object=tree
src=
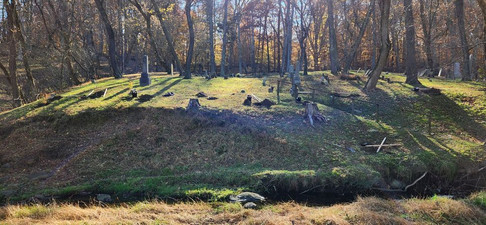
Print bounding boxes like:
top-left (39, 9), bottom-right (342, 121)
top-left (419, 0), bottom-right (439, 73)
top-left (220, 0), bottom-right (230, 78)
top-left (3, 0), bottom-right (22, 106)
top-left (342, 0), bottom-right (375, 74)
top-left (295, 0), bottom-right (311, 75)
top-left (404, 0), bottom-right (420, 85)
top-left (129, 0), bottom-right (166, 72)
top-left (207, 0), bottom-right (216, 76)
top-left (327, 0), bottom-right (339, 75)
top-left (184, 0), bottom-right (195, 79)
top-left (455, 0), bottom-right (471, 81)
top-left (94, 0), bottom-right (122, 78)
top-left (150, 0), bottom-right (183, 75)
top-left (477, 0), bottom-right (486, 71)
top-left (365, 0), bottom-right (391, 90)
top-left (309, 0), bottom-right (325, 71)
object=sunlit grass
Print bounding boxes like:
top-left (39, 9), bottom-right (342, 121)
top-left (1, 72), bottom-right (486, 204)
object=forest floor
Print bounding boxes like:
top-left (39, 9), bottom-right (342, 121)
top-left (0, 71), bottom-right (486, 223)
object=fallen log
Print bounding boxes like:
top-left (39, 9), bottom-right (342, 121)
top-left (413, 87), bottom-right (441, 95)
top-left (330, 92), bottom-right (361, 98)
top-left (340, 74), bottom-right (362, 81)
top-left (363, 144), bottom-right (401, 148)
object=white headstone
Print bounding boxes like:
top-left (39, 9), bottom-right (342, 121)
top-left (454, 62), bottom-right (461, 79)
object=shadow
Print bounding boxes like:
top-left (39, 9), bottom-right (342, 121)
top-left (104, 88), bottom-right (129, 101)
top-left (132, 78), bottom-right (182, 107)
top-left (428, 94), bottom-right (486, 141)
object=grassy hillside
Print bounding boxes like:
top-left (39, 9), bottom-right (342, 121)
top-left (2, 194), bottom-right (486, 224)
top-left (0, 71), bottom-right (485, 202)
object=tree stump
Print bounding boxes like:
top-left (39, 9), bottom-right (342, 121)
top-left (187, 99), bottom-right (201, 112)
top-left (305, 103), bottom-right (325, 127)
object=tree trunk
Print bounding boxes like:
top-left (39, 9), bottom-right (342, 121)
top-left (130, 0), bottom-right (166, 73)
top-left (12, 0), bottom-right (37, 95)
top-left (184, 0), bottom-right (195, 79)
top-left (4, 0), bottom-right (22, 106)
top-left (277, 0), bottom-right (282, 74)
top-left (94, 0), bottom-right (122, 78)
top-left (327, 0), bottom-right (339, 75)
top-left (220, 0), bottom-right (229, 78)
top-left (477, 0), bottom-right (486, 71)
top-left (343, 0), bottom-right (375, 74)
top-left (419, 0), bottom-right (435, 72)
top-left (237, 13), bottom-right (243, 74)
top-left (208, 0), bottom-right (216, 76)
top-left (150, 0), bottom-right (183, 75)
top-left (365, 0), bottom-right (391, 90)
top-left (404, 0), bottom-right (420, 85)
top-left (455, 0), bottom-right (471, 81)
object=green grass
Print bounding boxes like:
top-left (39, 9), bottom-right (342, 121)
top-left (0, 72), bottom-right (485, 202)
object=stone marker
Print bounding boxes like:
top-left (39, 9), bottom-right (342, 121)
top-left (171, 63), bottom-right (174, 76)
top-left (454, 62), bottom-right (461, 79)
top-left (140, 55), bottom-right (151, 86)
top-left (470, 54), bottom-right (477, 78)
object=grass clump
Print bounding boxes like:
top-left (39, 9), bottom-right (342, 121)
top-left (470, 191), bottom-right (486, 209)
top-left (9, 204), bottom-right (52, 219)
top-left (185, 188), bottom-right (241, 202)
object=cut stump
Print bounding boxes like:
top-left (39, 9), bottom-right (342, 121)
top-left (305, 103), bottom-right (326, 127)
top-left (187, 99), bottom-right (201, 112)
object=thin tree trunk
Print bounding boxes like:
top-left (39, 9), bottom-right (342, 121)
top-left (419, 0), bottom-right (435, 72)
top-left (12, 0), bottom-right (37, 94)
top-left (365, 0), bottom-right (391, 90)
top-left (208, 0), bottom-right (216, 75)
top-left (94, 0), bottom-right (122, 78)
top-left (404, 0), bottom-right (420, 85)
top-left (4, 0), bottom-right (21, 106)
top-left (343, 0), bottom-right (375, 74)
top-left (130, 0), bottom-right (166, 72)
top-left (221, 0), bottom-right (229, 78)
top-left (455, 0), bottom-right (471, 81)
top-left (150, 0), bottom-right (183, 75)
top-left (237, 13), bottom-right (243, 74)
top-left (185, 0), bottom-right (195, 79)
top-left (277, 0), bottom-right (282, 74)
top-left (477, 0), bottom-right (486, 71)
top-left (327, 0), bottom-right (339, 75)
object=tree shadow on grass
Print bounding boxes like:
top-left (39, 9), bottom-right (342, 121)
top-left (133, 78), bottom-right (183, 107)
top-left (429, 94), bottom-right (486, 141)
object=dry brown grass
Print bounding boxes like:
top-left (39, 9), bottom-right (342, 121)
top-left (1, 196), bottom-right (485, 225)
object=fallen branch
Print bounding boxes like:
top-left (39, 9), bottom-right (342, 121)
top-left (103, 88), bottom-right (108, 97)
top-left (250, 94), bottom-right (262, 103)
top-left (372, 172), bottom-right (428, 192)
top-left (376, 137), bottom-right (387, 153)
top-left (363, 144), bottom-right (401, 148)
top-left (459, 166), bottom-right (486, 180)
top-left (404, 172), bottom-right (428, 191)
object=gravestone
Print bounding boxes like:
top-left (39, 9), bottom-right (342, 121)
top-left (470, 54), bottom-right (477, 79)
top-left (140, 55), bottom-right (151, 86)
top-left (454, 62), bottom-right (461, 79)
